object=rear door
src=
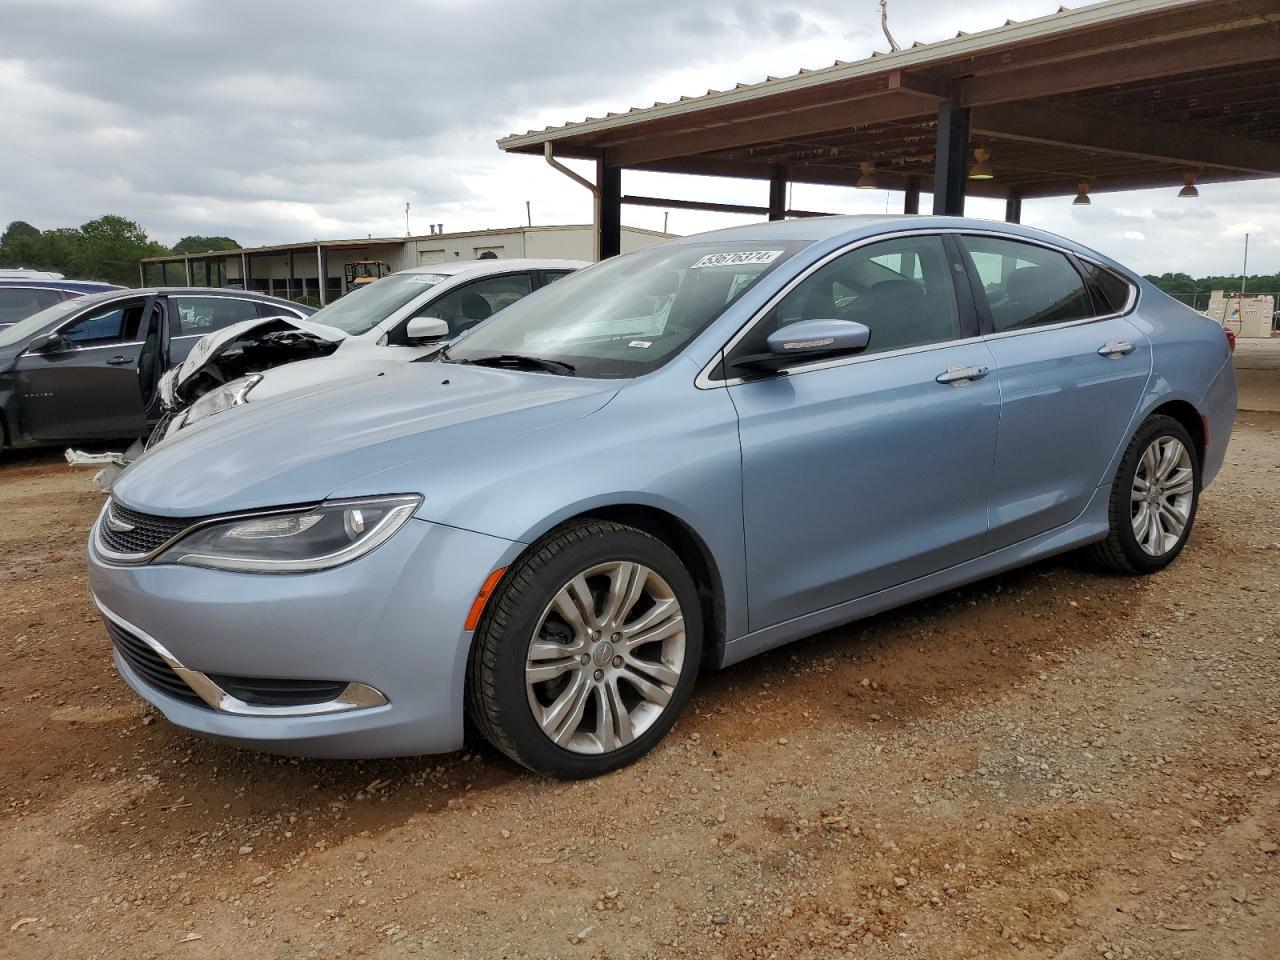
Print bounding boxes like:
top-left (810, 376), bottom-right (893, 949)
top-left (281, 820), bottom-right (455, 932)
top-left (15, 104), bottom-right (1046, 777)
top-left (959, 234), bottom-right (1151, 552)
top-left (16, 296), bottom-right (160, 440)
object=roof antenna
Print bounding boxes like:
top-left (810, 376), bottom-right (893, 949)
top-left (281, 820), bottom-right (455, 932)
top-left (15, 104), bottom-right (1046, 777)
top-left (878, 0), bottom-right (901, 52)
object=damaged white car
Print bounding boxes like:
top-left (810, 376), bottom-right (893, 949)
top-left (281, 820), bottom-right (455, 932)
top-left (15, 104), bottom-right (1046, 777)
top-left (149, 258), bottom-right (585, 448)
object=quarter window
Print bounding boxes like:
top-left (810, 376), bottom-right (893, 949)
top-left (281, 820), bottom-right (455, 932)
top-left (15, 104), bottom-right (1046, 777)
top-left (1081, 263), bottom-right (1133, 314)
top-left (962, 236), bottom-right (1092, 332)
top-left (413, 273), bottom-right (534, 335)
top-left (737, 234), bottom-right (962, 361)
top-left (171, 296), bottom-right (263, 336)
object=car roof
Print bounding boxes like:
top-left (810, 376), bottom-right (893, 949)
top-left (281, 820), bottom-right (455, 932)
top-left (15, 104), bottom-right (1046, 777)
top-left (34, 286), bottom-right (314, 315)
top-left (0, 278), bottom-right (123, 291)
top-left (664, 214), bottom-right (1130, 276)
top-left (395, 258), bottom-right (589, 277)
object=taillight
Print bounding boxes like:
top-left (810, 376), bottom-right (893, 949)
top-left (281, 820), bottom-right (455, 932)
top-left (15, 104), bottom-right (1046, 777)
top-left (1224, 327), bottom-right (1236, 353)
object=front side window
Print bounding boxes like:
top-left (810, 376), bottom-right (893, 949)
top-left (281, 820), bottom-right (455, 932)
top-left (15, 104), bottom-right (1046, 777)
top-left (732, 234), bottom-right (962, 362)
top-left (414, 273), bottom-right (534, 335)
top-left (962, 236), bottom-right (1092, 332)
top-left (171, 296), bottom-right (263, 336)
top-left (60, 301), bottom-right (147, 347)
top-left (446, 241), bottom-right (803, 379)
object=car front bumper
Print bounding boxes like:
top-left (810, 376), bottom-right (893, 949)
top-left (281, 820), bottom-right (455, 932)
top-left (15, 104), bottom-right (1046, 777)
top-left (87, 515), bottom-right (520, 758)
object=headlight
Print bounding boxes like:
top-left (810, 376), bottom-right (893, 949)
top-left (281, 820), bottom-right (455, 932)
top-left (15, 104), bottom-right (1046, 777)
top-left (180, 374), bottom-right (262, 429)
top-left (157, 495), bottom-right (421, 573)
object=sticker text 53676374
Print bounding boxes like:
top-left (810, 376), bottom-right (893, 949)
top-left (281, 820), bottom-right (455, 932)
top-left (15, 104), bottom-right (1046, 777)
top-left (689, 250), bottom-right (783, 269)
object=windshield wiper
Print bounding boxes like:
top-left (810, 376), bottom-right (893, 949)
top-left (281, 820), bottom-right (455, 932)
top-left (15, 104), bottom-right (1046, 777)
top-left (468, 353), bottom-right (576, 376)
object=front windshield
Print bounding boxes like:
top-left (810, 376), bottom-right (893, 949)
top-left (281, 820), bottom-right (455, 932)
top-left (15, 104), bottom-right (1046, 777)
top-left (446, 241), bottom-right (802, 378)
top-left (308, 272), bottom-right (448, 336)
top-left (0, 295), bottom-right (89, 348)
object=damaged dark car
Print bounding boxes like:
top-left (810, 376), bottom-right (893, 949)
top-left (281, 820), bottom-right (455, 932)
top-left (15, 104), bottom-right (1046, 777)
top-left (0, 287), bottom-right (312, 454)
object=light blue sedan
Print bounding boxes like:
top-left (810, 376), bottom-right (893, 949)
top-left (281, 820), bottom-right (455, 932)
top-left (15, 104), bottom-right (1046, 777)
top-left (86, 216), bottom-right (1237, 778)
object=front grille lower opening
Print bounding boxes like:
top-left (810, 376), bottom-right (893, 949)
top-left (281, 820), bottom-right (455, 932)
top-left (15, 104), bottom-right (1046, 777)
top-left (206, 675), bottom-right (349, 707)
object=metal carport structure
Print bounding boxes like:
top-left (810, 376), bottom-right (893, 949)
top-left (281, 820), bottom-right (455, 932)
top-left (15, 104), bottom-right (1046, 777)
top-left (498, 0), bottom-right (1280, 258)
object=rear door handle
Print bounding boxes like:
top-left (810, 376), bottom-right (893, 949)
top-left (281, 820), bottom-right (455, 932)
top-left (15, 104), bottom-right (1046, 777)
top-left (105, 356), bottom-right (132, 365)
top-left (1097, 340), bottom-right (1135, 358)
top-left (936, 364), bottom-right (989, 385)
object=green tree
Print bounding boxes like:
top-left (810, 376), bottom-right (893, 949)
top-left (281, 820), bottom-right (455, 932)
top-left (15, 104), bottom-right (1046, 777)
top-left (0, 220), bottom-right (46, 269)
top-left (171, 235), bottom-right (240, 255)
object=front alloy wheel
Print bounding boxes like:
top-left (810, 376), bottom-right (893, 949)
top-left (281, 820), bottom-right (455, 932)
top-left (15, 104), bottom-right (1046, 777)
top-left (526, 561), bottom-right (686, 754)
top-left (467, 520), bottom-right (702, 778)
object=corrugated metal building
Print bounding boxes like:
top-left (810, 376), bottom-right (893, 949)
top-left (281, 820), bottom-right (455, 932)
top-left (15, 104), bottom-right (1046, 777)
top-left (140, 224), bottom-right (673, 304)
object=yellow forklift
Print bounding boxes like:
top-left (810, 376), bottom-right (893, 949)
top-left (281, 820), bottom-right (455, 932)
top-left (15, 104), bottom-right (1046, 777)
top-left (343, 260), bottom-right (390, 289)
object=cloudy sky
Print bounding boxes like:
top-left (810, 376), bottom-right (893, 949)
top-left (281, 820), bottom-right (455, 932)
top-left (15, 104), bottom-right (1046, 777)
top-left (1, 0), bottom-right (1275, 277)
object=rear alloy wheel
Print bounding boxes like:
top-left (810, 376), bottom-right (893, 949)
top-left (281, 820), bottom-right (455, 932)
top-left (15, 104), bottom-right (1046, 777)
top-left (467, 520), bottom-right (702, 778)
top-left (1088, 414), bottom-right (1200, 574)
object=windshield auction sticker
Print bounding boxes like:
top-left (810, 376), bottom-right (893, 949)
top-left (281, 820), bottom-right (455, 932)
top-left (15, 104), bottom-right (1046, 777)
top-left (408, 274), bottom-right (447, 285)
top-left (689, 250), bottom-right (783, 269)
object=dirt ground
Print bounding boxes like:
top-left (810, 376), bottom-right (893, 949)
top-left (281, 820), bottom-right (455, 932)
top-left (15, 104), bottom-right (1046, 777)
top-left (3, 357), bottom-right (1278, 960)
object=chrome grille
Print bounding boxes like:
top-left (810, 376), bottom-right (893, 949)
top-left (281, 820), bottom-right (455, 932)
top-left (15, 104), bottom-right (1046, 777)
top-left (98, 501), bottom-right (206, 557)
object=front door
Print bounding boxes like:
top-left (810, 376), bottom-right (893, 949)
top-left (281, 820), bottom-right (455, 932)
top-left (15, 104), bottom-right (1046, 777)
top-left (957, 235), bottom-right (1153, 552)
top-left (16, 296), bottom-right (160, 440)
top-left (725, 234), bottom-right (1000, 631)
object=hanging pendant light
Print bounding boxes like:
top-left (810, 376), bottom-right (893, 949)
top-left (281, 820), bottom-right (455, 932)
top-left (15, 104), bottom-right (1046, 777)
top-left (1072, 181), bottom-right (1091, 206)
top-left (1178, 173), bottom-right (1199, 198)
top-left (969, 147), bottom-right (994, 180)
top-left (855, 162), bottom-right (879, 189)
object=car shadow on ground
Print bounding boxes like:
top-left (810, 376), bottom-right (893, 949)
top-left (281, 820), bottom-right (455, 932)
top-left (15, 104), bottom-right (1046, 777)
top-left (71, 544), bottom-right (1142, 871)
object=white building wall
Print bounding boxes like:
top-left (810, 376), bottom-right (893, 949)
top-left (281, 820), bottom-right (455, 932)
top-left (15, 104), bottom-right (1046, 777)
top-left (157, 225), bottom-right (675, 297)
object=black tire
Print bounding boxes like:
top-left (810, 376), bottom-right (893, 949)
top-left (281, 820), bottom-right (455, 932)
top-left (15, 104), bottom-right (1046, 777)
top-left (466, 519), bottom-right (703, 778)
top-left (1087, 414), bottom-right (1200, 574)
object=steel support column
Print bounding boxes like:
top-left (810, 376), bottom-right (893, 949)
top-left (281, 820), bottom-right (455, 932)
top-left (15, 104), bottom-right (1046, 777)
top-left (932, 101), bottom-right (969, 216)
top-left (768, 166), bottom-right (787, 221)
top-left (184, 256), bottom-right (192, 286)
top-left (597, 161), bottom-right (622, 260)
top-left (316, 245), bottom-right (327, 306)
top-left (288, 250), bottom-right (295, 300)
top-left (1005, 188), bottom-right (1023, 224)
top-left (241, 252), bottom-right (249, 291)
top-left (904, 176), bottom-right (921, 215)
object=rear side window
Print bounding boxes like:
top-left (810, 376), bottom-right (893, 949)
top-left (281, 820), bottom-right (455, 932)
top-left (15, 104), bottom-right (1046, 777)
top-left (962, 236), bottom-right (1092, 332)
top-left (0, 287), bottom-right (65, 324)
top-left (171, 296), bottom-right (263, 336)
top-left (1081, 263), bottom-right (1133, 314)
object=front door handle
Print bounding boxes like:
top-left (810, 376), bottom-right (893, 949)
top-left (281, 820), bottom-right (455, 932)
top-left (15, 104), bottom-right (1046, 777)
top-left (1097, 340), bottom-right (1135, 358)
top-left (936, 364), bottom-right (990, 385)
top-left (105, 355), bottom-right (132, 365)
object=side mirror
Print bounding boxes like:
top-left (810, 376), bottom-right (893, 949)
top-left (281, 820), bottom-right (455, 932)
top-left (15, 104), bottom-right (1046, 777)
top-left (404, 316), bottom-right (449, 342)
top-left (26, 332), bottom-right (64, 354)
top-left (733, 319), bottom-right (871, 373)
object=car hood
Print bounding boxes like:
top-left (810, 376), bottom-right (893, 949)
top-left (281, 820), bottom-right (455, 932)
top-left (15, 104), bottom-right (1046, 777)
top-left (247, 342), bottom-right (430, 403)
top-left (172, 314), bottom-right (347, 392)
top-left (112, 361), bottom-right (617, 516)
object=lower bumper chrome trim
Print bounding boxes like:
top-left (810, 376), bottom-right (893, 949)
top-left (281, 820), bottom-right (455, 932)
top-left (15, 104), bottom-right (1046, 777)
top-left (94, 598), bottom-right (389, 718)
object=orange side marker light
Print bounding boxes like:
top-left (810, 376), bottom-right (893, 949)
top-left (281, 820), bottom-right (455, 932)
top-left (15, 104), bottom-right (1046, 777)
top-left (465, 567), bottom-right (508, 631)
